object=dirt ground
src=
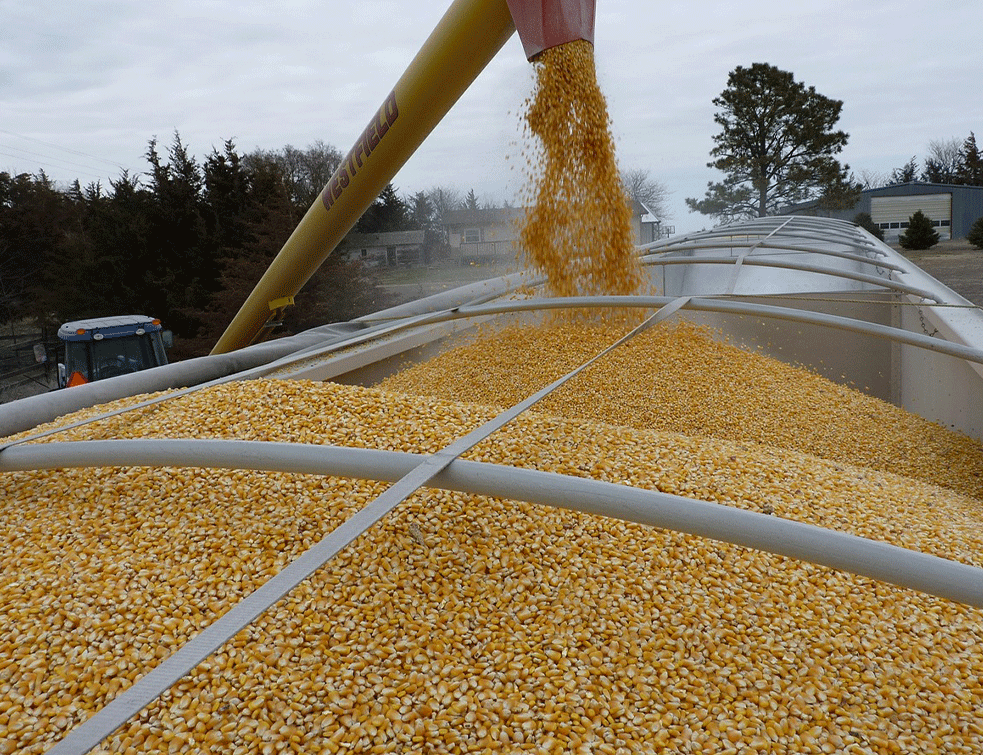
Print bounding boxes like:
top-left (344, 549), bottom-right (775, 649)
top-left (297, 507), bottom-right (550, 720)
top-left (900, 237), bottom-right (983, 307)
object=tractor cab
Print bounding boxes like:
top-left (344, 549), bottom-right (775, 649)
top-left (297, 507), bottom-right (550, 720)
top-left (57, 315), bottom-right (170, 388)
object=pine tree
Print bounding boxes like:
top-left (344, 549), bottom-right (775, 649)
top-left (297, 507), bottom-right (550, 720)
top-left (0, 171), bottom-right (77, 325)
top-left (957, 133), bottom-right (983, 186)
top-left (967, 216), bottom-right (983, 250)
top-left (889, 157), bottom-right (919, 185)
top-left (898, 210), bottom-right (940, 251)
top-left (356, 183), bottom-right (409, 233)
top-left (408, 191), bottom-right (444, 263)
top-left (853, 212), bottom-right (884, 241)
top-left (686, 63), bottom-right (858, 220)
top-left (144, 134), bottom-right (211, 339)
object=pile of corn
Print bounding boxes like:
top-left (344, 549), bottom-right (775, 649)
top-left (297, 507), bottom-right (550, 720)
top-left (380, 319), bottom-right (983, 500)
top-left (3, 318), bottom-right (983, 753)
top-left (516, 39), bottom-right (645, 299)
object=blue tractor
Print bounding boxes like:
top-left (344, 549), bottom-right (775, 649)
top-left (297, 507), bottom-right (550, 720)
top-left (57, 315), bottom-right (170, 388)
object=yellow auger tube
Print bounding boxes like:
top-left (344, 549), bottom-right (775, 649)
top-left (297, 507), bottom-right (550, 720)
top-left (211, 0), bottom-right (517, 354)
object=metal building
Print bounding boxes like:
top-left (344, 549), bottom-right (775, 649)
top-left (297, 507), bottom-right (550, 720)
top-left (788, 181), bottom-right (983, 242)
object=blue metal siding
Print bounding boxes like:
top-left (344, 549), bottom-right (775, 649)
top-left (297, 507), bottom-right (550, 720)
top-left (952, 189), bottom-right (983, 237)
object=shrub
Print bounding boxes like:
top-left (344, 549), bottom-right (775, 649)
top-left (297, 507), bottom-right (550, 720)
top-left (898, 210), bottom-right (940, 251)
top-left (968, 216), bottom-right (983, 250)
top-left (853, 212), bottom-right (884, 241)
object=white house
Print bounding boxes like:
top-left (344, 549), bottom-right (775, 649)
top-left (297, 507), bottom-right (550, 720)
top-left (335, 230), bottom-right (427, 267)
top-left (442, 201), bottom-right (658, 264)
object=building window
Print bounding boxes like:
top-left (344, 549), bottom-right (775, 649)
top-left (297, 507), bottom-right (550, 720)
top-left (360, 249), bottom-right (367, 258)
top-left (463, 228), bottom-right (482, 244)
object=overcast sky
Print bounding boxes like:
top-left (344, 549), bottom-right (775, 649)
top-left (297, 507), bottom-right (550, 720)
top-left (2, 0), bottom-right (980, 234)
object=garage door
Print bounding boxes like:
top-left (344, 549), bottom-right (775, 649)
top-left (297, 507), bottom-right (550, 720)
top-left (872, 194), bottom-right (952, 240)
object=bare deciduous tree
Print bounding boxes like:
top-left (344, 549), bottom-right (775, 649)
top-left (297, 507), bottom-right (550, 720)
top-left (245, 141), bottom-right (342, 209)
top-left (857, 169), bottom-right (887, 190)
top-left (425, 186), bottom-right (463, 219)
top-left (620, 168), bottom-right (670, 220)
top-left (922, 137), bottom-right (964, 184)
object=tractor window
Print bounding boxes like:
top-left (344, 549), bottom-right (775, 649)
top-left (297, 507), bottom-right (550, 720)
top-left (64, 341), bottom-right (93, 383)
top-left (151, 333), bottom-right (167, 367)
top-left (90, 335), bottom-right (157, 380)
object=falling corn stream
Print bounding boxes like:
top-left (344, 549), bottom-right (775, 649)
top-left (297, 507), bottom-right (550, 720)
top-left (518, 40), bottom-right (645, 299)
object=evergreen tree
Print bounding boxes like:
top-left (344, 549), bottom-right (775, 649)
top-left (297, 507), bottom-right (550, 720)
top-left (42, 173), bottom-right (153, 323)
top-left (407, 191), bottom-right (431, 231)
top-left (203, 140), bottom-right (252, 255)
top-left (144, 133), bottom-right (212, 340)
top-left (98, 173), bottom-right (153, 312)
top-left (197, 154), bottom-right (300, 354)
top-left (462, 188), bottom-right (480, 211)
top-left (686, 63), bottom-right (858, 220)
top-left (356, 183), bottom-right (409, 233)
top-left (898, 210), bottom-right (939, 251)
top-left (408, 190), bottom-right (444, 263)
top-left (200, 152), bottom-right (392, 351)
top-left (957, 133), bottom-right (983, 186)
top-left (889, 157), bottom-right (919, 185)
top-left (967, 216), bottom-right (983, 250)
top-left (0, 171), bottom-right (76, 325)
top-left (853, 212), bottom-right (884, 241)
top-left (33, 181), bottom-right (95, 323)
top-left (0, 133), bottom-right (388, 354)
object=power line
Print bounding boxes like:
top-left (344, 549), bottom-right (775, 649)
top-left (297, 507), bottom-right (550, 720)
top-left (0, 150), bottom-right (111, 182)
top-left (0, 127), bottom-right (127, 170)
top-left (0, 144), bottom-right (117, 181)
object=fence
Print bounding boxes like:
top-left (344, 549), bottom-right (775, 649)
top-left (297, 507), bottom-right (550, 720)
top-left (0, 324), bottom-right (59, 403)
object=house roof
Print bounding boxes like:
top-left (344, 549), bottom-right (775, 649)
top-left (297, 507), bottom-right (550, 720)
top-left (442, 207), bottom-right (525, 227)
top-left (443, 200), bottom-right (647, 227)
top-left (862, 181), bottom-right (983, 197)
top-left (336, 230), bottom-right (425, 249)
top-left (638, 201), bottom-right (662, 223)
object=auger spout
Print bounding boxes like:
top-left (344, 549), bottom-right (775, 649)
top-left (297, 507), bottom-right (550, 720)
top-left (505, 0), bottom-right (595, 60)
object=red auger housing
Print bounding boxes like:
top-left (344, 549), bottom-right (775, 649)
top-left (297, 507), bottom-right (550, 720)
top-left (505, 0), bottom-right (596, 60)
